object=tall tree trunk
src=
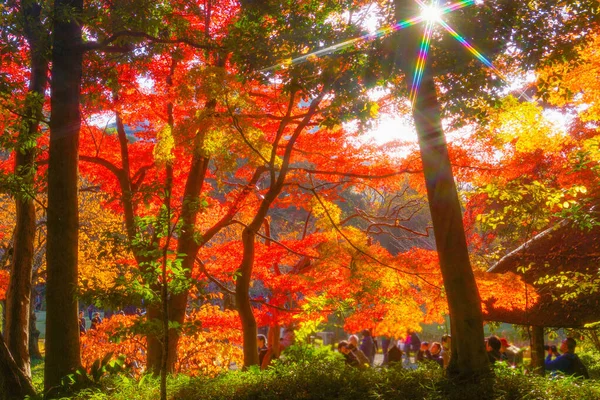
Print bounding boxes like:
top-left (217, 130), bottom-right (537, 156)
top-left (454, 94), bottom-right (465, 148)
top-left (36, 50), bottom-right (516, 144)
top-left (411, 74), bottom-right (490, 379)
top-left (5, 0), bottom-right (48, 379)
top-left (391, 0), bottom-right (489, 379)
top-left (530, 326), bottom-right (545, 376)
top-left (0, 332), bottom-right (36, 400)
top-left (44, 0), bottom-right (83, 392)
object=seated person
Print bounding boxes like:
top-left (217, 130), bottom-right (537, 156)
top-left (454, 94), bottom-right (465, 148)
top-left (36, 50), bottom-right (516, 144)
top-left (348, 335), bottom-right (370, 366)
top-left (416, 341), bottom-right (431, 362)
top-left (545, 338), bottom-right (589, 378)
top-left (427, 342), bottom-right (444, 367)
top-left (486, 336), bottom-right (502, 364)
top-left (338, 340), bottom-right (361, 368)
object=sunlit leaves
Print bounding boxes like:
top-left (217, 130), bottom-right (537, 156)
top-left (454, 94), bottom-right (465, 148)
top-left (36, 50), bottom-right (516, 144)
top-left (538, 31), bottom-right (600, 122)
top-left (153, 124), bottom-right (175, 165)
top-left (484, 96), bottom-right (567, 154)
top-left (80, 306), bottom-right (243, 377)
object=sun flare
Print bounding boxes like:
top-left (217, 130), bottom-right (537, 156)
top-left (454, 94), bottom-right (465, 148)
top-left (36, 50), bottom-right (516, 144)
top-left (420, 5), bottom-right (443, 22)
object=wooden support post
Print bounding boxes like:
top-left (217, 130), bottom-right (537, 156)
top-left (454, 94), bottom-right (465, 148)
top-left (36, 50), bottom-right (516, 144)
top-left (530, 326), bottom-right (545, 376)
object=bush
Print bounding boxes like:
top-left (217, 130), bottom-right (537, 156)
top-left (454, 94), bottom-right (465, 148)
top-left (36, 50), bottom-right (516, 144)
top-left (37, 345), bottom-right (600, 399)
top-left (173, 347), bottom-right (600, 400)
top-left (578, 348), bottom-right (600, 379)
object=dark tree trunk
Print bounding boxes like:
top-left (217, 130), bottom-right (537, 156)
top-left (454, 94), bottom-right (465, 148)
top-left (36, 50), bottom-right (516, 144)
top-left (391, 0), bottom-right (489, 379)
top-left (236, 225), bottom-right (260, 367)
top-left (5, 0), bottom-right (48, 379)
top-left (44, 0), bottom-right (83, 391)
top-left (5, 197), bottom-right (36, 378)
top-left (530, 326), bottom-right (545, 376)
top-left (411, 74), bottom-right (490, 379)
top-left (0, 332), bottom-right (36, 400)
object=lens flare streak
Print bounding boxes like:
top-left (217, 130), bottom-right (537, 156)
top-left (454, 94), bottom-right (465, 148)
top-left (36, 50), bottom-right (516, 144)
top-left (409, 21), bottom-right (435, 106)
top-left (259, 16), bottom-right (426, 72)
top-left (260, 0), bottom-right (532, 104)
top-left (438, 19), bottom-right (534, 102)
top-left (261, 0), bottom-right (476, 73)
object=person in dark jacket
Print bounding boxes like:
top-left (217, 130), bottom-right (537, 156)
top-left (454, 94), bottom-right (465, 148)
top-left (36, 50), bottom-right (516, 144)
top-left (381, 336), bottom-right (391, 365)
top-left (545, 338), bottom-right (589, 378)
top-left (387, 344), bottom-right (404, 366)
top-left (416, 341), bottom-right (431, 362)
top-left (359, 329), bottom-right (378, 365)
top-left (78, 311), bottom-right (86, 335)
top-left (257, 334), bottom-right (268, 367)
top-left (348, 335), bottom-right (370, 366)
top-left (90, 312), bottom-right (102, 330)
top-left (487, 336), bottom-right (502, 364)
top-left (409, 331), bottom-right (421, 355)
top-left (339, 340), bottom-right (361, 368)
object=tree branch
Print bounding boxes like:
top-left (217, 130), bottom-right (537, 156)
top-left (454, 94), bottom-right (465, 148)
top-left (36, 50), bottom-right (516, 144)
top-left (81, 30), bottom-right (220, 52)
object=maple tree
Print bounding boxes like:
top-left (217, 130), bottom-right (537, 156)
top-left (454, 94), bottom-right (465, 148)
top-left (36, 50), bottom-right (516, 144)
top-left (72, 0), bottom-right (419, 372)
top-left (79, 306), bottom-right (242, 377)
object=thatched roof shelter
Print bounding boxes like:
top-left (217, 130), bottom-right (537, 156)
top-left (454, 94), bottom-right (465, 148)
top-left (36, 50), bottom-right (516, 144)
top-left (483, 218), bottom-right (600, 328)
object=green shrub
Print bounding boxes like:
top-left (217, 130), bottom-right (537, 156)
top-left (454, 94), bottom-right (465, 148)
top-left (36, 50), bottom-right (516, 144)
top-left (578, 348), bottom-right (600, 379)
top-left (31, 345), bottom-right (600, 400)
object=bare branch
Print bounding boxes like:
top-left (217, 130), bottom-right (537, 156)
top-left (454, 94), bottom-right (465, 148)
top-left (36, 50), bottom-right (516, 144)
top-left (230, 220), bottom-right (319, 260)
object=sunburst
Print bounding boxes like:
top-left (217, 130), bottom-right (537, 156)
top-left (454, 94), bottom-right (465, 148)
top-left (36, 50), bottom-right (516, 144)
top-left (261, 1), bottom-right (530, 105)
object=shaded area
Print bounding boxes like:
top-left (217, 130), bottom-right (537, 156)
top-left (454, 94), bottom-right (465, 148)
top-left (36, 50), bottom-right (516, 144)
top-left (485, 218), bottom-right (600, 328)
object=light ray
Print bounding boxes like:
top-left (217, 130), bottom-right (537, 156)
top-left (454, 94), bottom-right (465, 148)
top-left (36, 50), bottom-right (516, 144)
top-left (260, 0), bottom-right (475, 73)
top-left (437, 19), bottom-right (534, 101)
top-left (409, 21), bottom-right (435, 105)
top-left (259, 16), bottom-right (426, 73)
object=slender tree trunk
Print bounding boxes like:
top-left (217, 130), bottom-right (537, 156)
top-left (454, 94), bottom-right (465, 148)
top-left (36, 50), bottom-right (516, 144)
top-left (6, 197), bottom-right (36, 378)
top-left (530, 326), bottom-right (545, 376)
top-left (5, 0), bottom-right (48, 379)
top-left (160, 165), bottom-right (173, 400)
top-left (0, 332), bottom-right (36, 400)
top-left (235, 92), bottom-right (323, 367)
top-left (236, 224), bottom-right (260, 367)
top-left (162, 130), bottom-right (209, 370)
top-left (44, 0), bottom-right (83, 391)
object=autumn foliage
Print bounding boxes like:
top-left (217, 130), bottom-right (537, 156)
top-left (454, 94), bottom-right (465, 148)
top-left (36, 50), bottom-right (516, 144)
top-left (80, 305), bottom-right (242, 377)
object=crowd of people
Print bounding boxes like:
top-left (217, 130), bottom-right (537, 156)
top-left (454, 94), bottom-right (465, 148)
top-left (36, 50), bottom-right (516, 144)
top-left (330, 330), bottom-right (589, 379)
